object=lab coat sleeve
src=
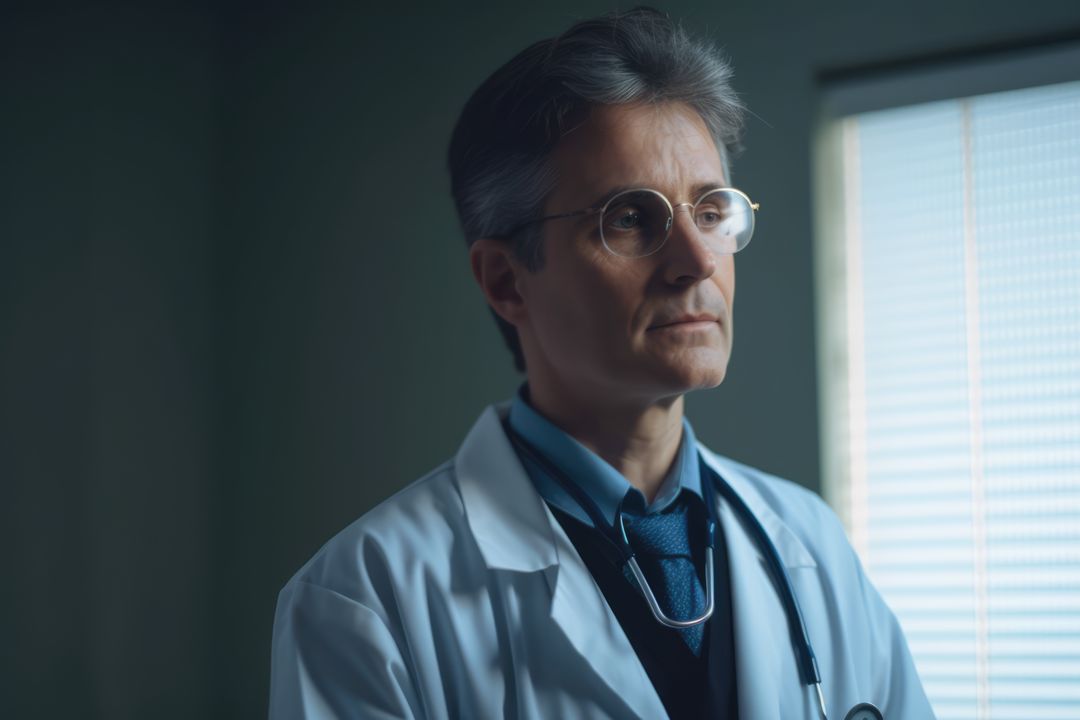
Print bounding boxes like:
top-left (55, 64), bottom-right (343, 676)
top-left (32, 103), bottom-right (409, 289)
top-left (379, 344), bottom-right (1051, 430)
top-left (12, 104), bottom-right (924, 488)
top-left (269, 579), bottom-right (423, 720)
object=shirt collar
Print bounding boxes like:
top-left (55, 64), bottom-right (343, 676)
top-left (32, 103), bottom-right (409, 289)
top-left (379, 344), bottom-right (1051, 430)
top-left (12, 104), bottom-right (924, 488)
top-left (507, 384), bottom-right (702, 528)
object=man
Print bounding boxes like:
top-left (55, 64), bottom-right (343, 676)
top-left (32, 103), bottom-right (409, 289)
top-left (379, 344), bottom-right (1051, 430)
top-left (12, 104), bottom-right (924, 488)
top-left (270, 8), bottom-right (934, 719)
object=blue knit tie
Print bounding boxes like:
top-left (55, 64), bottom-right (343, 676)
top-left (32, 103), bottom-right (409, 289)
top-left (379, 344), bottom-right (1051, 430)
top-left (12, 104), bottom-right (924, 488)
top-left (624, 500), bottom-right (706, 655)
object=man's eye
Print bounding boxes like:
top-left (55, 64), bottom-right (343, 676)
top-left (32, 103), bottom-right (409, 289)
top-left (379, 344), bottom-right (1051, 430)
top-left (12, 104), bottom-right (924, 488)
top-left (696, 209), bottom-right (721, 227)
top-left (608, 211), bottom-right (642, 230)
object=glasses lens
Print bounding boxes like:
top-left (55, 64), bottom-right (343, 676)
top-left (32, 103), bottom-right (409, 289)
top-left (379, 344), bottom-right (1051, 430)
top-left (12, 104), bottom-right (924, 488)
top-left (600, 190), bottom-right (672, 257)
top-left (694, 189), bottom-right (755, 253)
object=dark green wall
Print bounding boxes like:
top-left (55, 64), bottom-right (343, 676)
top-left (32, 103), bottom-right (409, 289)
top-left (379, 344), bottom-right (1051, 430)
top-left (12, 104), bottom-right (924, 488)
top-left (2, 3), bottom-right (219, 718)
top-left (3, 1), bottom-right (1078, 717)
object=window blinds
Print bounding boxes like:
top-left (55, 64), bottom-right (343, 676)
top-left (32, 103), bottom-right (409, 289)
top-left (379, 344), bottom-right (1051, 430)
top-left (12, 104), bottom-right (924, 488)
top-left (837, 81), bottom-right (1080, 719)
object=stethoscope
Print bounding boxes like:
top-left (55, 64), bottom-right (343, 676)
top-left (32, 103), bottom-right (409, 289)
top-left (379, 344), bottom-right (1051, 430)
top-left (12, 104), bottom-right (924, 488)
top-left (505, 425), bottom-right (884, 720)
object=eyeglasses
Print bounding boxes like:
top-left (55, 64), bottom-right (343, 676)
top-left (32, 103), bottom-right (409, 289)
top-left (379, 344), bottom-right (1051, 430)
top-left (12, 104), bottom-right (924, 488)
top-left (519, 187), bottom-right (759, 258)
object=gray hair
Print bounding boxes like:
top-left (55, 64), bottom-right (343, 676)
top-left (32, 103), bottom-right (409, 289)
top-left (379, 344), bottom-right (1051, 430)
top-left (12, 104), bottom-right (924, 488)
top-left (448, 6), bottom-right (746, 372)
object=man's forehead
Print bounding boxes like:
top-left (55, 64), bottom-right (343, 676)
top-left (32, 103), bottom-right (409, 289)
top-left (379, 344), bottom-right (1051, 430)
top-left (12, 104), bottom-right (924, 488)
top-left (549, 102), bottom-right (727, 204)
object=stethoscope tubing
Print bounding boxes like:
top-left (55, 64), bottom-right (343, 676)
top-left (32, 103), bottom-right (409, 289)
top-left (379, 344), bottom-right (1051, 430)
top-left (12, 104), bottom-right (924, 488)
top-left (623, 547), bottom-right (716, 629)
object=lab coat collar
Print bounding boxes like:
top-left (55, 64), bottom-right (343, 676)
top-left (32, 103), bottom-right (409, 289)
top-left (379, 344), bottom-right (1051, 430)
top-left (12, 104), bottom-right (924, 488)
top-left (453, 403), bottom-right (821, 573)
top-left (698, 446), bottom-right (817, 571)
top-left (454, 402), bottom-right (559, 573)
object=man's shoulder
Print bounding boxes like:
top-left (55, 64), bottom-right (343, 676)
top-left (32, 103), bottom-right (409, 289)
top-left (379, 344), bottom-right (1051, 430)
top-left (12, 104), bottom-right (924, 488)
top-left (701, 448), bottom-right (852, 557)
top-left (702, 448), bottom-right (831, 512)
top-left (282, 458), bottom-right (470, 604)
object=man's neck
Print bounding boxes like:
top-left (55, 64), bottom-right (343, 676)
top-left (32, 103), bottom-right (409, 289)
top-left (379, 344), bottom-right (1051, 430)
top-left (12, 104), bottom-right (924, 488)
top-left (524, 376), bottom-right (685, 504)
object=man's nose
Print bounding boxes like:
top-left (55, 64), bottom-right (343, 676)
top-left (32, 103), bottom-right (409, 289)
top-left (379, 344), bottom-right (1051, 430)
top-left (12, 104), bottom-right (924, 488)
top-left (661, 204), bottom-right (717, 285)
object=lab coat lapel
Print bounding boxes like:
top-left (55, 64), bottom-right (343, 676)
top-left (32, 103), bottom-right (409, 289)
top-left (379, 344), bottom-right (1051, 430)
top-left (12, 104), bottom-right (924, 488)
top-left (455, 403), bottom-right (557, 573)
top-left (455, 405), bottom-right (668, 720)
top-left (547, 516), bottom-right (668, 720)
top-left (699, 448), bottom-right (818, 720)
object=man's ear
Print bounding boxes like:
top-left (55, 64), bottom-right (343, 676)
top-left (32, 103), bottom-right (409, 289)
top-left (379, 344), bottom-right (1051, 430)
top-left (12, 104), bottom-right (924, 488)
top-left (469, 237), bottom-right (528, 327)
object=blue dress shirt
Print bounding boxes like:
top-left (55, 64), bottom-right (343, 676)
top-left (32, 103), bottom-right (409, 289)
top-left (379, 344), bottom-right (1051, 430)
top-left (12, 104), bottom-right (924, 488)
top-left (507, 385), bottom-right (703, 527)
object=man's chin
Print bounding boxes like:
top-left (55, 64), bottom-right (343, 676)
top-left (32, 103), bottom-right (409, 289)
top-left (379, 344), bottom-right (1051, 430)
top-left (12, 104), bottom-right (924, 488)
top-left (682, 369), bottom-right (727, 392)
top-left (640, 358), bottom-right (729, 396)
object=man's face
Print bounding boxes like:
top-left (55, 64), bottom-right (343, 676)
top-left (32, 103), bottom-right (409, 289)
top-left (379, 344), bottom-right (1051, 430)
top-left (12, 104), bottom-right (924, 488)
top-left (515, 101), bottom-right (736, 404)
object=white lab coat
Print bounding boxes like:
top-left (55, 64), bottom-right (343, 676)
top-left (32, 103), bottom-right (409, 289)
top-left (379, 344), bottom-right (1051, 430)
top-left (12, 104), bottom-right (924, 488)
top-left (269, 403), bottom-right (935, 719)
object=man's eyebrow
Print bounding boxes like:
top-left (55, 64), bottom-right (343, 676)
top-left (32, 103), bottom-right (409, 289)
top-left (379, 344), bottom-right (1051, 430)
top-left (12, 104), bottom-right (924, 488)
top-left (585, 181), bottom-right (729, 209)
top-left (689, 181), bottom-right (728, 200)
top-left (585, 185), bottom-right (636, 210)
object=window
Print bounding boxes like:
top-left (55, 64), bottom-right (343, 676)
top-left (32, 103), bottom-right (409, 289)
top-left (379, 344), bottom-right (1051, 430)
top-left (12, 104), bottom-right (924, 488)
top-left (816, 46), bottom-right (1080, 720)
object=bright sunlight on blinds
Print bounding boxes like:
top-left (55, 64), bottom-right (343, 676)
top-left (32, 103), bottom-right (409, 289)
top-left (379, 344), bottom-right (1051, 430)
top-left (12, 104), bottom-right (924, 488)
top-left (821, 80), bottom-right (1080, 719)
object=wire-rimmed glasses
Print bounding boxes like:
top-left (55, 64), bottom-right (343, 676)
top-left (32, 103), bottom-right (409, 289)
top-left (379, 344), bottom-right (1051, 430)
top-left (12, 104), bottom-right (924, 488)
top-left (521, 187), bottom-right (759, 258)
